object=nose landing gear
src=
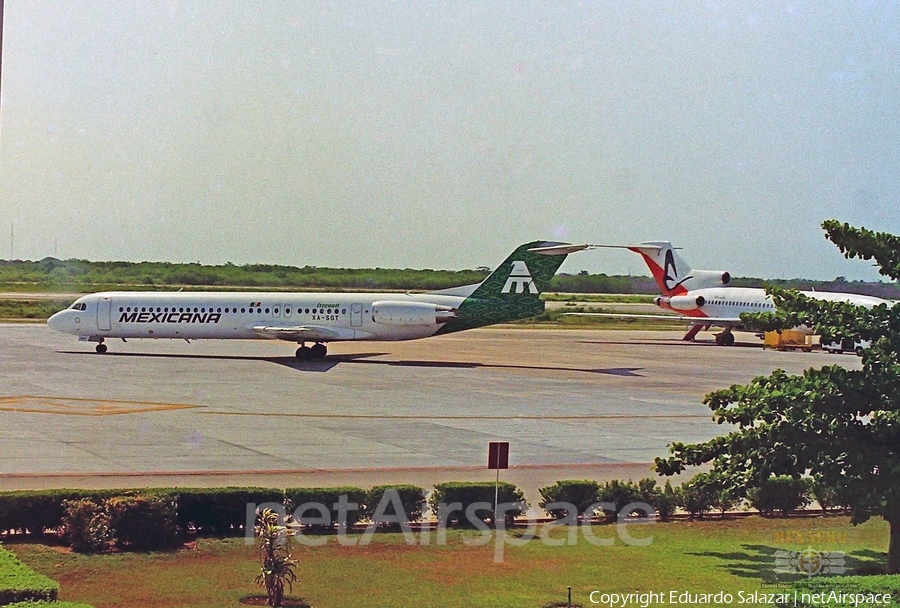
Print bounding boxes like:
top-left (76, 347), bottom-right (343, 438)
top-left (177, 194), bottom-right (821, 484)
top-left (95, 340), bottom-right (108, 354)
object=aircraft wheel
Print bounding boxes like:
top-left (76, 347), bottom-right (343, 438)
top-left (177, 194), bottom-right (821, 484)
top-left (310, 343), bottom-right (327, 359)
top-left (295, 346), bottom-right (312, 361)
top-left (714, 332), bottom-right (735, 346)
top-left (96, 343), bottom-right (108, 354)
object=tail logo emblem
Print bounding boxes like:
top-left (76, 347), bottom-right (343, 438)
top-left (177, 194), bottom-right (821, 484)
top-left (663, 249), bottom-right (691, 293)
top-left (501, 261), bottom-right (538, 294)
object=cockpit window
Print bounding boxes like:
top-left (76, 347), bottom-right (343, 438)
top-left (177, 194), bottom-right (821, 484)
top-left (70, 303), bottom-right (87, 311)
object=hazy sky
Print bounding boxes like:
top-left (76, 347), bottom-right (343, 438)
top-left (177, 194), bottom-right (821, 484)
top-left (1, 1), bottom-right (898, 280)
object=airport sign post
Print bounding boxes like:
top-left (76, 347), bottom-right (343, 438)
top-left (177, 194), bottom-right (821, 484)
top-left (488, 441), bottom-right (509, 526)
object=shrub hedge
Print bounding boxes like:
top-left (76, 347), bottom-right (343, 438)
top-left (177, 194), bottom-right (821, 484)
top-left (653, 480), bottom-right (681, 521)
top-left (60, 499), bottom-right (110, 553)
top-left (680, 474), bottom-right (718, 520)
top-left (106, 495), bottom-right (178, 551)
top-left (538, 480), bottom-right (600, 519)
top-left (811, 478), bottom-right (854, 515)
top-left (0, 489), bottom-right (121, 535)
top-left (749, 476), bottom-right (813, 517)
top-left (176, 487), bottom-right (284, 533)
top-left (428, 482), bottom-right (527, 526)
top-left (0, 473), bottom-right (845, 545)
top-left (0, 544), bottom-right (60, 604)
top-left (362, 485), bottom-right (427, 527)
top-left (284, 487), bottom-right (367, 530)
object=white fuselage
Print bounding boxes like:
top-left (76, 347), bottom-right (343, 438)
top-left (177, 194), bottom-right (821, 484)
top-left (48, 291), bottom-right (467, 343)
top-left (657, 286), bottom-right (889, 325)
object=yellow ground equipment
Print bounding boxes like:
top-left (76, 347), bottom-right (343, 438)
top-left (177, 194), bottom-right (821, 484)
top-left (763, 330), bottom-right (816, 352)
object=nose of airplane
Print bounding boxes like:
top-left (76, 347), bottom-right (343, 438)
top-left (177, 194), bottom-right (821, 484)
top-left (47, 310), bottom-right (67, 332)
top-left (48, 309), bottom-right (78, 334)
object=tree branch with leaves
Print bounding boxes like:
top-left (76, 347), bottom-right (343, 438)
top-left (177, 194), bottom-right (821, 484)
top-left (656, 220), bottom-right (900, 573)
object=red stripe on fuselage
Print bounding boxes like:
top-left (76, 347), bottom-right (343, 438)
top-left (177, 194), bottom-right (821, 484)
top-left (656, 300), bottom-right (709, 318)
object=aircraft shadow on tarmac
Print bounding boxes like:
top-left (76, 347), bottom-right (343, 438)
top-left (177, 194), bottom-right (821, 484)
top-left (61, 350), bottom-right (366, 373)
top-left (279, 355), bottom-right (645, 377)
top-left (61, 350), bottom-right (644, 377)
top-left (576, 339), bottom-right (760, 349)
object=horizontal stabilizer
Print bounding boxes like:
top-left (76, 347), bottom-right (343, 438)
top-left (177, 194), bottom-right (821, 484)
top-left (591, 243), bottom-right (683, 250)
top-left (527, 243), bottom-right (591, 256)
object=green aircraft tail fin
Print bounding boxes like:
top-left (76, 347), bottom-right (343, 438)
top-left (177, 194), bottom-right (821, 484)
top-left (437, 240), bottom-right (581, 334)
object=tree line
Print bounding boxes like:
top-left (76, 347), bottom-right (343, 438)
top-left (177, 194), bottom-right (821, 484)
top-left (2, 257), bottom-right (898, 296)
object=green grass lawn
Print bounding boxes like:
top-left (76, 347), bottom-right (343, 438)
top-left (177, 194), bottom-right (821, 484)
top-left (541, 294), bottom-right (656, 303)
top-left (4, 516), bottom-right (892, 608)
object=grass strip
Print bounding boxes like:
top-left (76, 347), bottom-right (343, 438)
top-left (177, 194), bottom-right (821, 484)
top-left (6, 516), bottom-right (894, 608)
top-left (5, 602), bottom-right (94, 608)
top-left (0, 544), bottom-right (60, 604)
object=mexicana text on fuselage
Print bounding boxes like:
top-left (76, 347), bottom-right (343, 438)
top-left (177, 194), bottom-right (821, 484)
top-left (118, 311), bottom-right (222, 324)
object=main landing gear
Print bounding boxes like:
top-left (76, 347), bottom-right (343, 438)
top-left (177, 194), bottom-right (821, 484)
top-left (295, 342), bottom-right (327, 361)
top-left (714, 330), bottom-right (735, 346)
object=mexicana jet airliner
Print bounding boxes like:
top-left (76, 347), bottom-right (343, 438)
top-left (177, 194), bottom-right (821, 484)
top-left (48, 241), bottom-right (584, 359)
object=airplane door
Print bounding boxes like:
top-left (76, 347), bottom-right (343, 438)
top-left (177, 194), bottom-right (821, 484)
top-left (97, 297), bottom-right (112, 331)
top-left (351, 303), bottom-right (362, 327)
top-left (283, 303), bottom-right (292, 319)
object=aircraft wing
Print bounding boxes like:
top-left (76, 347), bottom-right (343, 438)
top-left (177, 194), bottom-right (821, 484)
top-left (561, 313), bottom-right (743, 327)
top-left (249, 324), bottom-right (369, 342)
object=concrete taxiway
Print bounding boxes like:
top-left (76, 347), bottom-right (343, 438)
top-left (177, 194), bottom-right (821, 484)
top-left (0, 324), bottom-right (860, 499)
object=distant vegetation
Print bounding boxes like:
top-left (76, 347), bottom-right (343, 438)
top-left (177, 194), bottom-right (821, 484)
top-left (0, 299), bottom-right (72, 321)
top-left (2, 257), bottom-right (898, 298)
top-left (0, 258), bottom-right (488, 293)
